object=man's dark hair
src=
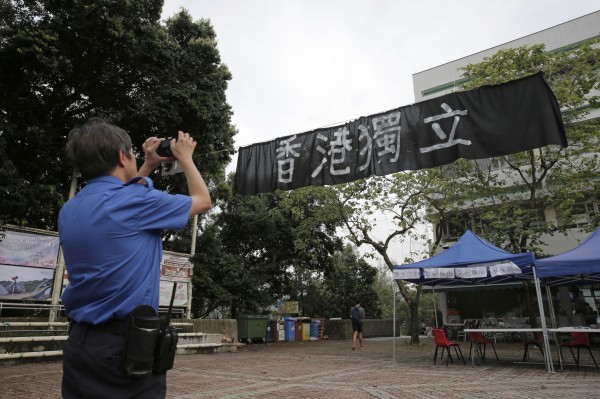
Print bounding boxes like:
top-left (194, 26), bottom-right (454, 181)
top-left (66, 117), bottom-right (133, 179)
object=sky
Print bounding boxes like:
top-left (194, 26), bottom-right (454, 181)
top-left (159, 1), bottom-right (599, 263)
top-left (161, 1), bottom-right (599, 163)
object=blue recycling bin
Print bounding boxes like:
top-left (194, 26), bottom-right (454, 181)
top-left (310, 319), bottom-right (321, 340)
top-left (284, 317), bottom-right (296, 342)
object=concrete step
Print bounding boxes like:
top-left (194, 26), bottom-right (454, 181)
top-left (0, 335), bottom-right (66, 354)
top-left (0, 332), bottom-right (234, 365)
top-left (0, 342), bottom-right (237, 365)
top-left (178, 332), bottom-right (222, 345)
top-left (176, 343), bottom-right (239, 355)
top-left (0, 335), bottom-right (68, 343)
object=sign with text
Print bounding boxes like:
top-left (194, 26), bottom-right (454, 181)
top-left (0, 229), bottom-right (60, 268)
top-left (159, 281), bottom-right (188, 307)
top-left (423, 268), bottom-right (456, 279)
top-left (455, 266), bottom-right (488, 279)
top-left (488, 261), bottom-right (522, 277)
top-left (278, 301), bottom-right (299, 314)
top-left (393, 268), bottom-right (421, 280)
top-left (160, 253), bottom-right (192, 283)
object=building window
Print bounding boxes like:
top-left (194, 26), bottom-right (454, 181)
top-left (558, 200), bottom-right (598, 228)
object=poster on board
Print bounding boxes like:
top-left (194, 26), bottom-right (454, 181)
top-left (0, 264), bottom-right (54, 300)
top-left (159, 280), bottom-right (188, 307)
top-left (160, 253), bottom-right (192, 283)
top-left (0, 229), bottom-right (60, 268)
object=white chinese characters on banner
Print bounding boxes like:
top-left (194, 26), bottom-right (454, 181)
top-left (423, 268), bottom-right (455, 279)
top-left (488, 261), bottom-right (522, 277)
top-left (393, 268), bottom-right (421, 280)
top-left (455, 266), bottom-right (488, 279)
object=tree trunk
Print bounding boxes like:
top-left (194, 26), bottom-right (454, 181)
top-left (409, 300), bottom-right (420, 343)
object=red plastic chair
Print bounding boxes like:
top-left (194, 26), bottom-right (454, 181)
top-left (522, 332), bottom-right (544, 362)
top-left (560, 332), bottom-right (598, 370)
top-left (467, 331), bottom-right (499, 362)
top-left (432, 328), bottom-right (466, 366)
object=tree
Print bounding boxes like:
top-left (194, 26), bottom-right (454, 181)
top-left (333, 172), bottom-right (432, 343)
top-left (0, 1), bottom-right (235, 232)
top-left (188, 222), bottom-right (241, 318)
top-left (317, 245), bottom-right (382, 319)
top-left (372, 263), bottom-right (403, 319)
top-left (453, 43), bottom-right (600, 253)
top-left (304, 245), bottom-right (384, 319)
top-left (191, 184), bottom-right (345, 318)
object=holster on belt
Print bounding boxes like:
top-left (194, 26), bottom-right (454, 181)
top-left (122, 305), bottom-right (159, 377)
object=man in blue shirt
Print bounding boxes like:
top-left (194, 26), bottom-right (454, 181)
top-left (59, 118), bottom-right (211, 398)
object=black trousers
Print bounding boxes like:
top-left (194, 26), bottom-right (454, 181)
top-left (62, 323), bottom-right (166, 399)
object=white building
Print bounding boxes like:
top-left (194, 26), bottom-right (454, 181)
top-left (412, 11), bottom-right (600, 325)
top-left (413, 10), bottom-right (599, 254)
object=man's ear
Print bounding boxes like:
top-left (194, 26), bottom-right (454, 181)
top-left (117, 149), bottom-right (131, 167)
top-left (117, 150), bottom-right (126, 167)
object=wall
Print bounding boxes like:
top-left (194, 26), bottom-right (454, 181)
top-left (191, 318), bottom-right (405, 340)
top-left (322, 318), bottom-right (404, 339)
top-left (0, 317), bottom-right (404, 340)
top-left (189, 318), bottom-right (237, 338)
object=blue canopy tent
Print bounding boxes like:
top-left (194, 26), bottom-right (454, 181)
top-left (392, 230), bottom-right (535, 287)
top-left (535, 227), bottom-right (600, 285)
top-left (534, 227), bottom-right (600, 352)
top-left (392, 230), bottom-right (553, 371)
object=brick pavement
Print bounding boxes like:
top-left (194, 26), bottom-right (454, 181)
top-left (2, 337), bottom-right (600, 398)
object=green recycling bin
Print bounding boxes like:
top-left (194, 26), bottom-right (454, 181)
top-left (237, 315), bottom-right (269, 343)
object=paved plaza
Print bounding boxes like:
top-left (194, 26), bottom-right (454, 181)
top-left (2, 337), bottom-right (600, 398)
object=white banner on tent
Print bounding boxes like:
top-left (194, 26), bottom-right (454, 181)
top-left (423, 268), bottom-right (455, 279)
top-left (393, 268), bottom-right (421, 280)
top-left (488, 261), bottom-right (521, 277)
top-left (455, 266), bottom-right (488, 278)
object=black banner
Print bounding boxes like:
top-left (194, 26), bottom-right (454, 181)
top-left (235, 72), bottom-right (566, 195)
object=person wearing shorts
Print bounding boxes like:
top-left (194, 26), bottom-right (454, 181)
top-left (350, 302), bottom-right (365, 350)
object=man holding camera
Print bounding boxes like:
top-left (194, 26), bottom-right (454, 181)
top-left (59, 117), bottom-right (211, 398)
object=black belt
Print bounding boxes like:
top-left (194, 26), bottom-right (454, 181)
top-left (71, 319), bottom-right (127, 336)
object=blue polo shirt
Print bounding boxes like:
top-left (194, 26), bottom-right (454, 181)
top-left (58, 175), bottom-right (192, 324)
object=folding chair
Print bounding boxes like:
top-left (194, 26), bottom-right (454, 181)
top-left (467, 331), bottom-right (499, 362)
top-left (560, 332), bottom-right (598, 370)
top-left (522, 332), bottom-right (544, 362)
top-left (432, 328), bottom-right (466, 366)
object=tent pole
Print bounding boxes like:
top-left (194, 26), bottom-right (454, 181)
top-left (532, 266), bottom-right (554, 373)
top-left (433, 286), bottom-right (438, 328)
top-left (392, 278), bottom-right (396, 364)
top-left (546, 285), bottom-right (557, 328)
top-left (546, 283), bottom-right (563, 369)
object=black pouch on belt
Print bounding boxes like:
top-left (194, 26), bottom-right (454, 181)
top-left (122, 305), bottom-right (159, 377)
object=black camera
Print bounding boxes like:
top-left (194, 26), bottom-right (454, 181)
top-left (156, 137), bottom-right (176, 158)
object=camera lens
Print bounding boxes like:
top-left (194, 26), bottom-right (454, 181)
top-left (156, 138), bottom-right (174, 157)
